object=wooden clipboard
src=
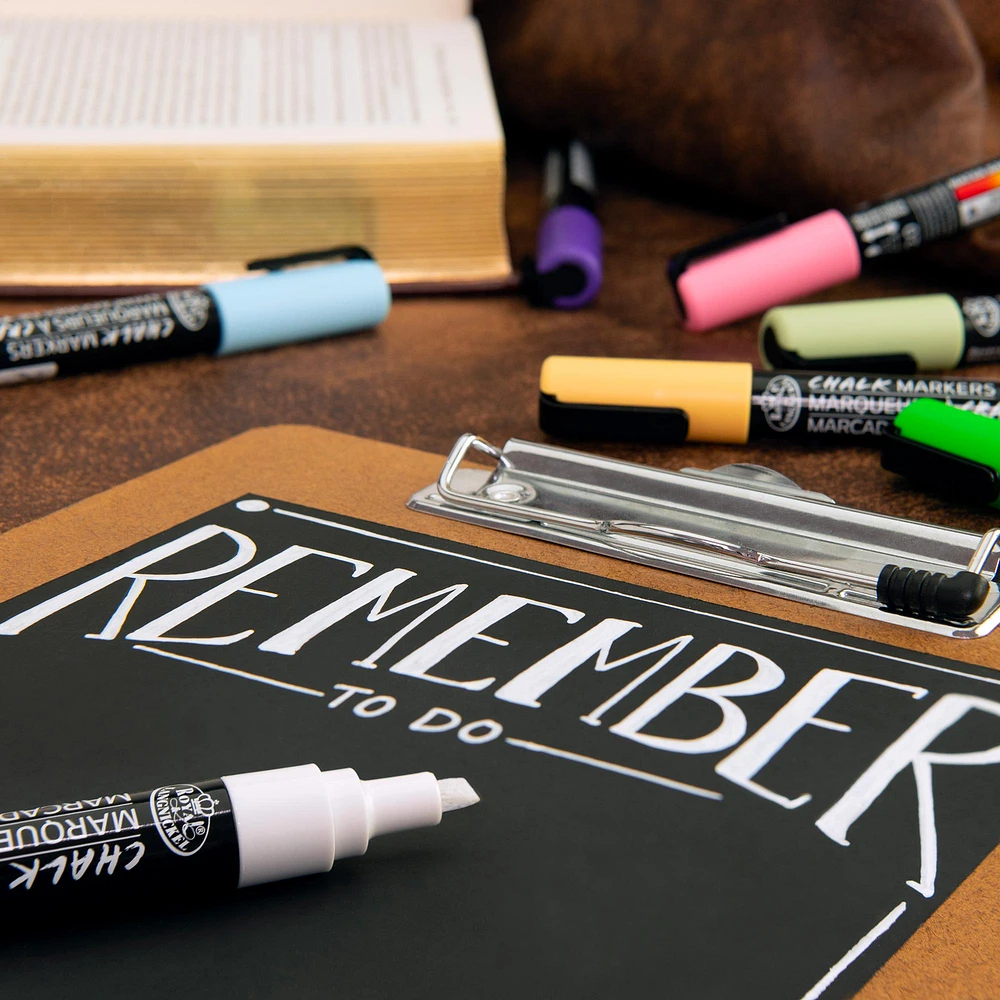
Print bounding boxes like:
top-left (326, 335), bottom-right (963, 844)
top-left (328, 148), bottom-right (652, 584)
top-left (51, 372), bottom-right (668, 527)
top-left (1, 424), bottom-right (998, 999)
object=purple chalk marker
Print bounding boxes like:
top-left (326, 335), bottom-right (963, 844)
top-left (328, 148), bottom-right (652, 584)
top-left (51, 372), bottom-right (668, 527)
top-left (524, 142), bottom-right (603, 309)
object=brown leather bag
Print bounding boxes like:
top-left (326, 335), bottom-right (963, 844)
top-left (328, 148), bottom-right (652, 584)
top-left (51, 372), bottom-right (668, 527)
top-left (478, 0), bottom-right (1000, 266)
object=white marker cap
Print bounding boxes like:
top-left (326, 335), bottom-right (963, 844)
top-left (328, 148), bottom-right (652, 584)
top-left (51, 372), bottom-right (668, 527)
top-left (222, 764), bottom-right (478, 888)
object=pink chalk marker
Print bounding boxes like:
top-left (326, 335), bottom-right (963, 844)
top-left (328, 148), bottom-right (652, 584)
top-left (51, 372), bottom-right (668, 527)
top-left (668, 158), bottom-right (1000, 331)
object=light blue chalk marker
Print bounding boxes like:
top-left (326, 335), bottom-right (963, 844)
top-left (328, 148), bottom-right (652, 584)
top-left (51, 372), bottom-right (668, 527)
top-left (0, 247), bottom-right (391, 386)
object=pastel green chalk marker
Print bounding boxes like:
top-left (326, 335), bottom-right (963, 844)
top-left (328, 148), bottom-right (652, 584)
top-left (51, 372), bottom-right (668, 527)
top-left (760, 293), bottom-right (1000, 373)
top-left (882, 398), bottom-right (1000, 507)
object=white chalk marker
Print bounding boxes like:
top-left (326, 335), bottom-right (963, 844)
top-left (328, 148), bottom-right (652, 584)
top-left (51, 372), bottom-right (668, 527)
top-left (0, 764), bottom-right (480, 907)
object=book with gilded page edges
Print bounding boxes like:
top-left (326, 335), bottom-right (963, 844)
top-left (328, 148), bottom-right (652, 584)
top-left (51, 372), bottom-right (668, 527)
top-left (0, 1), bottom-right (509, 292)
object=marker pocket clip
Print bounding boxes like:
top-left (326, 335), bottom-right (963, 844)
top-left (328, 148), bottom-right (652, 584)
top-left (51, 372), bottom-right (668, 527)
top-left (246, 245), bottom-right (375, 272)
top-left (538, 394), bottom-right (690, 443)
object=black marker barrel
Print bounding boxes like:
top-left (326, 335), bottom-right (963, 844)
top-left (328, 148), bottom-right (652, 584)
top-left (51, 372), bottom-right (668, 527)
top-left (848, 161), bottom-right (1000, 261)
top-left (746, 371), bottom-right (1000, 442)
top-left (0, 291), bottom-right (223, 385)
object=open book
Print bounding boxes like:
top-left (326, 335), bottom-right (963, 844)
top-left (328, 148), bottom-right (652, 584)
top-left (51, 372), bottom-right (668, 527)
top-left (0, 0), bottom-right (511, 292)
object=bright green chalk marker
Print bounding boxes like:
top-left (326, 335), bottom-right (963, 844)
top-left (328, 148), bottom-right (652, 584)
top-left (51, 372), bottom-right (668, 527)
top-left (882, 398), bottom-right (1000, 507)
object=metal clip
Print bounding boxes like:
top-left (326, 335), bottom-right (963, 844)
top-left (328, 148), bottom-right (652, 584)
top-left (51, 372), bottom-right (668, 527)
top-left (408, 434), bottom-right (1000, 638)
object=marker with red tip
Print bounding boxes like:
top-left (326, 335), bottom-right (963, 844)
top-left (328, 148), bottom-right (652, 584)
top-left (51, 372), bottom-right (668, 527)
top-left (668, 158), bottom-right (1000, 331)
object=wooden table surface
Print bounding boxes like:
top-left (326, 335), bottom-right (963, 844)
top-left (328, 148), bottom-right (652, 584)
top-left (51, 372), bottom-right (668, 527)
top-left (2, 154), bottom-right (999, 540)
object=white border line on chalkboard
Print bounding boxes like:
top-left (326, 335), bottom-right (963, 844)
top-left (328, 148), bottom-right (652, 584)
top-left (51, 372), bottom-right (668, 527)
top-left (272, 507), bottom-right (1000, 688)
top-left (133, 644), bottom-right (326, 697)
top-left (799, 901), bottom-right (908, 999)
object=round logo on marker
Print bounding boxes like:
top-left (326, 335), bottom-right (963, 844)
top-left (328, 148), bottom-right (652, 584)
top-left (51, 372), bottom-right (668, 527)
top-left (150, 784), bottom-right (218, 856)
top-left (759, 375), bottom-right (803, 433)
top-left (165, 289), bottom-right (212, 331)
top-left (962, 296), bottom-right (1000, 338)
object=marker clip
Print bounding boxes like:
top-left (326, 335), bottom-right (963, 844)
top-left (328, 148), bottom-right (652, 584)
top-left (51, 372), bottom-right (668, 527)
top-left (539, 393), bottom-right (689, 443)
top-left (246, 246), bottom-right (374, 272)
top-left (881, 429), bottom-right (1000, 507)
top-left (408, 433), bottom-right (1000, 638)
top-left (521, 256), bottom-right (589, 308)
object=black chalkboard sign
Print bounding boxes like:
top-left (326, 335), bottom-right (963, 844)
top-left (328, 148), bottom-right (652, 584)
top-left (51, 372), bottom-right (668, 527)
top-left (2, 495), bottom-right (1000, 999)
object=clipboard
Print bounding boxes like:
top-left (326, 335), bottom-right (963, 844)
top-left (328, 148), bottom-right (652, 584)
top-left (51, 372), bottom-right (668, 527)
top-left (1, 424), bottom-right (999, 1000)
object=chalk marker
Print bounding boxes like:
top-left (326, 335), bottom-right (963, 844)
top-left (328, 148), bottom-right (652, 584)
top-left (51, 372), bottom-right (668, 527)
top-left (0, 764), bottom-right (478, 909)
top-left (539, 355), bottom-right (1000, 444)
top-left (668, 158), bottom-right (1000, 330)
top-left (522, 141), bottom-right (603, 309)
top-left (760, 292), bottom-right (1000, 373)
top-left (0, 247), bottom-right (390, 387)
top-left (882, 398), bottom-right (1000, 508)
